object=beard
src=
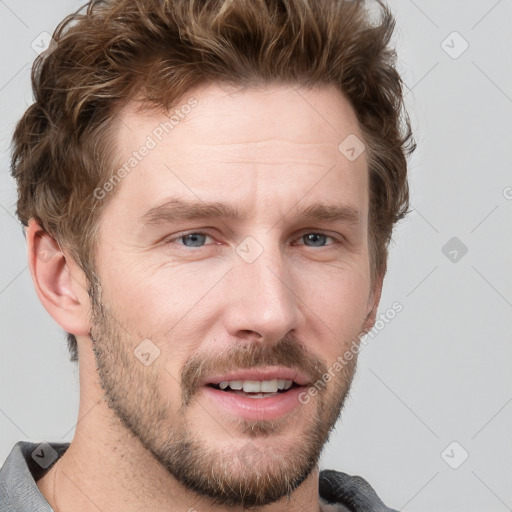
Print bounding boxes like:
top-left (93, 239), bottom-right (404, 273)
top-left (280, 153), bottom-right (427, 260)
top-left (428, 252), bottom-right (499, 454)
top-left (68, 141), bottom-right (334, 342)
top-left (88, 279), bottom-right (359, 508)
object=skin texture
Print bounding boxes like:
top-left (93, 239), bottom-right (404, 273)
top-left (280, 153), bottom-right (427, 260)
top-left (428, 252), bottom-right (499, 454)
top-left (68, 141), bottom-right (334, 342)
top-left (30, 83), bottom-right (383, 512)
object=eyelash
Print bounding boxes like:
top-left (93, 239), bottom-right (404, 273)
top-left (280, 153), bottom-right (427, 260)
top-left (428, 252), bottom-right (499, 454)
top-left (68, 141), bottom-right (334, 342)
top-left (166, 230), bottom-right (341, 249)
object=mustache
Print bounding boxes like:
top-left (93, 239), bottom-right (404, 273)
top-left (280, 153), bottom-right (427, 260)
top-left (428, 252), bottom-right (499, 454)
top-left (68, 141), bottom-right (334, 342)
top-left (180, 336), bottom-right (328, 407)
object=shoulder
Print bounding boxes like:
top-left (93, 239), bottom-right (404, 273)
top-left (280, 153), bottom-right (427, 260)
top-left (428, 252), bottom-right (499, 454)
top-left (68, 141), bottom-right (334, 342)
top-left (319, 469), bottom-right (400, 512)
top-left (0, 441), bottom-right (69, 512)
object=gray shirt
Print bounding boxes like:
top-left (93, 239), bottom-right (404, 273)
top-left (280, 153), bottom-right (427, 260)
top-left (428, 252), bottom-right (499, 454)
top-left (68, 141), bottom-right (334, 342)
top-left (0, 442), bottom-right (399, 512)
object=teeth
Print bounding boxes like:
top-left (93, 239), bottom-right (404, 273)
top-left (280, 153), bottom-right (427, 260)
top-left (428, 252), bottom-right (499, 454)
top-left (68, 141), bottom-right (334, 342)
top-left (217, 379), bottom-right (293, 392)
top-left (243, 380), bottom-right (262, 393)
top-left (277, 379), bottom-right (293, 390)
top-left (227, 380), bottom-right (243, 390)
top-left (261, 379), bottom-right (278, 392)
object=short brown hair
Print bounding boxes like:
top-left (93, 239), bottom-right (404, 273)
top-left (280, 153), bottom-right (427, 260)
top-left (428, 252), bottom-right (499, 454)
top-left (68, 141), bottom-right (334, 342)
top-left (11, 0), bottom-right (415, 361)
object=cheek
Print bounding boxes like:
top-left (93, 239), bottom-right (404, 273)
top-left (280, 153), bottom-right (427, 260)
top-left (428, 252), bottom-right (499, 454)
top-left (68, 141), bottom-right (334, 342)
top-left (97, 251), bottom-right (229, 342)
top-left (301, 250), bottom-right (370, 297)
top-left (297, 265), bottom-right (371, 341)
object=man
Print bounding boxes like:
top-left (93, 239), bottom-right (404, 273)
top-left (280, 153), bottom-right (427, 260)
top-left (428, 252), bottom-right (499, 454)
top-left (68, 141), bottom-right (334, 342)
top-left (1, 0), bottom-right (414, 510)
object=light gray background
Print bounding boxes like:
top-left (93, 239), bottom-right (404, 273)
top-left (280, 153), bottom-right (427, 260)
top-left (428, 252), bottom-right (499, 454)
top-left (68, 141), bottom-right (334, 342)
top-left (1, 1), bottom-right (511, 511)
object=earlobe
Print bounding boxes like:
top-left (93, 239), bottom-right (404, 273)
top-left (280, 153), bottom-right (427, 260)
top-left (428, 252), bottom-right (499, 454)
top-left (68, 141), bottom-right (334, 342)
top-left (26, 219), bottom-right (91, 337)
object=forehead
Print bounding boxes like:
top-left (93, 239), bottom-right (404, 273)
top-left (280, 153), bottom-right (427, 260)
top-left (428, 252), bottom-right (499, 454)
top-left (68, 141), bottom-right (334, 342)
top-left (105, 83), bottom-right (368, 224)
top-left (119, 82), bottom-right (362, 142)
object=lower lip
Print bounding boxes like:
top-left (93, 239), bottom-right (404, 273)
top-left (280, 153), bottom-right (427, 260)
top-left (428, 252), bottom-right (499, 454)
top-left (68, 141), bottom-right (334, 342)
top-left (200, 386), bottom-right (307, 421)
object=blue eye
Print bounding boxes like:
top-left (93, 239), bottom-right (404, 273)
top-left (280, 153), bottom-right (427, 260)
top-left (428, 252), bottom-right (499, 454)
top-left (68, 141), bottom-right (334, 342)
top-left (178, 233), bottom-right (209, 247)
top-left (301, 233), bottom-right (332, 247)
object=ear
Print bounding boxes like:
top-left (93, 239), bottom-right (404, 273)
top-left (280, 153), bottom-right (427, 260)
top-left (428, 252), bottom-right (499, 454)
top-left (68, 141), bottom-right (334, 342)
top-left (26, 219), bottom-right (91, 337)
top-left (361, 267), bottom-right (385, 335)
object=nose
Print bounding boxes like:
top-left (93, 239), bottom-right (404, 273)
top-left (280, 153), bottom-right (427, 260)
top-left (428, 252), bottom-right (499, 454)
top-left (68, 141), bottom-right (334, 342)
top-left (223, 239), bottom-right (303, 344)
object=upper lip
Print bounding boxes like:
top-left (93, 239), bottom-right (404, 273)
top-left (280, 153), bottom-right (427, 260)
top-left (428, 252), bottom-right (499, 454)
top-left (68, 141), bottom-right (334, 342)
top-left (199, 366), bottom-right (311, 387)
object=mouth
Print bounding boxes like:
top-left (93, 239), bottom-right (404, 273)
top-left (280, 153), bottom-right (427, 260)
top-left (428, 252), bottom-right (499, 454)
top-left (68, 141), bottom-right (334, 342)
top-left (206, 378), bottom-right (301, 398)
top-left (198, 367), bottom-right (311, 420)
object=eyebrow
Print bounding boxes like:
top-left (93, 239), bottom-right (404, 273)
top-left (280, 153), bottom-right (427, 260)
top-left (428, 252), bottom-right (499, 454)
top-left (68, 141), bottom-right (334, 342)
top-left (141, 199), bottom-right (245, 224)
top-left (140, 198), bottom-right (361, 227)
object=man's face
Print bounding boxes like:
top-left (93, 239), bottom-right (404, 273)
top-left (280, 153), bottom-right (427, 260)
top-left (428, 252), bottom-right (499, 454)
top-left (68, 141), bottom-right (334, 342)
top-left (89, 83), bottom-right (377, 507)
